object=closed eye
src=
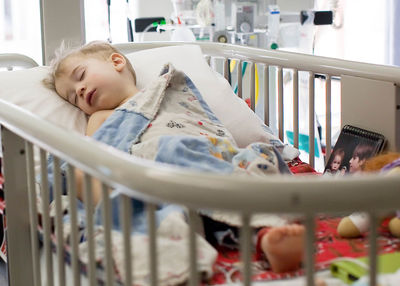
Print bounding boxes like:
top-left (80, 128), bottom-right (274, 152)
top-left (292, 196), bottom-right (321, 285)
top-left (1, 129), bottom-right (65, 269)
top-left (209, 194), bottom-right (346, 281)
top-left (80, 69), bottom-right (85, 80)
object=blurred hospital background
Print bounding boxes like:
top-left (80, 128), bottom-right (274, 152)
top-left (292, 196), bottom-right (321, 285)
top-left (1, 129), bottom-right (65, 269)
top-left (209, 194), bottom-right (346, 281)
top-left (1, 0), bottom-right (399, 67)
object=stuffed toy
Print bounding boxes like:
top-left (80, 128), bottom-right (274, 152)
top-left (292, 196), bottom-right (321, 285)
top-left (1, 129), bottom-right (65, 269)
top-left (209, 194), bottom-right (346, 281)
top-left (337, 152), bottom-right (400, 238)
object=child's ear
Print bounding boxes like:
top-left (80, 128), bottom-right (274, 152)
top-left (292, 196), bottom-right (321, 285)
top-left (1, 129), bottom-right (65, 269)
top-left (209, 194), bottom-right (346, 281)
top-left (110, 53), bottom-right (126, 72)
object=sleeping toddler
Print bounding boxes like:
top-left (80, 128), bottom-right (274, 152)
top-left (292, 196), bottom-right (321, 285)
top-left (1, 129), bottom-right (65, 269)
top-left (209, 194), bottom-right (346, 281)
top-left (43, 40), bottom-right (306, 275)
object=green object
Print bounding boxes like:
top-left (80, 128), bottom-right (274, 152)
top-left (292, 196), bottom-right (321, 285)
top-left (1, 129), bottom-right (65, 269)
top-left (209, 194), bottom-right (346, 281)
top-left (330, 259), bottom-right (367, 284)
top-left (233, 61), bottom-right (248, 95)
top-left (270, 42), bottom-right (278, 50)
top-left (286, 130), bottom-right (320, 157)
top-left (330, 252), bottom-right (400, 284)
top-left (152, 19), bottom-right (166, 27)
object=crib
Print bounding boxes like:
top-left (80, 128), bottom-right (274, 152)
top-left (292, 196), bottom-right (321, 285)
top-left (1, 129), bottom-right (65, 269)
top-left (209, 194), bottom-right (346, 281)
top-left (0, 42), bottom-right (400, 286)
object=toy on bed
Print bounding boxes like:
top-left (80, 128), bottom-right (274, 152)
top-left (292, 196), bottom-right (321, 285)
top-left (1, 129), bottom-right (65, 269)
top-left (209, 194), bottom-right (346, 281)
top-left (337, 152), bottom-right (400, 238)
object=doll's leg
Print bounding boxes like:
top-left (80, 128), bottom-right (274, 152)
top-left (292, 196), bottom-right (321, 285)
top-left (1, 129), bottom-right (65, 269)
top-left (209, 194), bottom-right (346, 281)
top-left (337, 212), bottom-right (370, 238)
top-left (388, 216), bottom-right (400, 238)
top-left (258, 224), bottom-right (305, 273)
top-left (337, 216), bottom-right (362, 238)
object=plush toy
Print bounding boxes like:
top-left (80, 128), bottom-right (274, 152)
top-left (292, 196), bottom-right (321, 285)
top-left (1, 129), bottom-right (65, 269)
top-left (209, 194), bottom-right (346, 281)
top-left (337, 152), bottom-right (400, 238)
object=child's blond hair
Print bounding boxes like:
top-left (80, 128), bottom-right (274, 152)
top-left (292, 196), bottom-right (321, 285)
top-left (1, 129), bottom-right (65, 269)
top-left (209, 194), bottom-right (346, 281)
top-left (43, 41), bottom-right (136, 91)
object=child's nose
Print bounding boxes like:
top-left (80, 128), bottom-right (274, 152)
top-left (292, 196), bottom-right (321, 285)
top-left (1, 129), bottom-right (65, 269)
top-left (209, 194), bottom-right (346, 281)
top-left (77, 86), bottom-right (85, 97)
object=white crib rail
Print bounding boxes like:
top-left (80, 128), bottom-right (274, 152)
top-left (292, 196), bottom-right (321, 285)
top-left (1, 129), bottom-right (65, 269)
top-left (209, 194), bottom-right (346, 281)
top-left (1, 43), bottom-right (400, 286)
top-left (1, 100), bottom-right (399, 213)
top-left (115, 42), bottom-right (400, 84)
top-left (0, 53), bottom-right (38, 70)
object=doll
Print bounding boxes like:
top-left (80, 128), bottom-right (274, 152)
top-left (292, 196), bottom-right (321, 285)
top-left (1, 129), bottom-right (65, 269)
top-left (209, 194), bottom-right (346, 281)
top-left (337, 152), bottom-right (400, 238)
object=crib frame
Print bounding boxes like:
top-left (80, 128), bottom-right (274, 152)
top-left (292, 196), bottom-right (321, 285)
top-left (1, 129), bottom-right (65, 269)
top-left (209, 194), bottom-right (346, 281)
top-left (1, 42), bottom-right (400, 286)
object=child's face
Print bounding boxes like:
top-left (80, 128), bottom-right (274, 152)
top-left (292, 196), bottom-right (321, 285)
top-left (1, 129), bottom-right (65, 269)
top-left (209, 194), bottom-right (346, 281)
top-left (331, 155), bottom-right (342, 171)
top-left (55, 53), bottom-right (131, 115)
top-left (349, 156), bottom-right (364, 173)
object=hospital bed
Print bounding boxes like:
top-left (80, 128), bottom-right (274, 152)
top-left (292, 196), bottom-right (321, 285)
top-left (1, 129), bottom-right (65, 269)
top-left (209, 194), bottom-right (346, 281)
top-left (0, 42), bottom-right (400, 286)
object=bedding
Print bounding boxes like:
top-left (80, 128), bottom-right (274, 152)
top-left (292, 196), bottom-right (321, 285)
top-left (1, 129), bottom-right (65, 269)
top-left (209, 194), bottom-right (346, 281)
top-left (124, 45), bottom-right (298, 153)
top-left (42, 212), bottom-right (400, 285)
top-left (210, 215), bottom-right (400, 284)
top-left (91, 63), bottom-right (297, 229)
top-left (93, 63), bottom-right (291, 176)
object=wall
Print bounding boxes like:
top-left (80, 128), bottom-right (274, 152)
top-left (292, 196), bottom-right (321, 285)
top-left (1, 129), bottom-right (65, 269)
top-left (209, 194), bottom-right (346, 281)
top-left (314, 0), bottom-right (390, 65)
top-left (40, 0), bottom-right (85, 64)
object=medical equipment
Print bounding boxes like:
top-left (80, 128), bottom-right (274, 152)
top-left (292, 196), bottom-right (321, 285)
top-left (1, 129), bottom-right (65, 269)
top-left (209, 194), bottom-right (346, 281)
top-left (207, 0), bottom-right (333, 50)
top-left (126, 0), bottom-right (332, 51)
top-left (232, 2), bottom-right (256, 33)
top-left (195, 0), bottom-right (214, 27)
top-left (267, 4), bottom-right (280, 49)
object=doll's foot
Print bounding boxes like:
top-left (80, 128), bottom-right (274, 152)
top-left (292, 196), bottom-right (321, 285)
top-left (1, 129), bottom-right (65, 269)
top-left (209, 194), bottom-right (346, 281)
top-left (389, 217), bottom-right (400, 238)
top-left (260, 224), bottom-right (305, 273)
top-left (337, 216), bottom-right (362, 238)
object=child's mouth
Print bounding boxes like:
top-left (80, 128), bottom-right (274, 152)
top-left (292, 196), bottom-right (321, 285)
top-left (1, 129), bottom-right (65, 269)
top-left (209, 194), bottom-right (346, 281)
top-left (86, 89), bottom-right (96, 106)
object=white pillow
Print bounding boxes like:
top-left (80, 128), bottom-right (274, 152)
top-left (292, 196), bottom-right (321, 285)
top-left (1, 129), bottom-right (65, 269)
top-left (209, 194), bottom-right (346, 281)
top-left (126, 45), bottom-right (282, 149)
top-left (0, 66), bottom-right (87, 133)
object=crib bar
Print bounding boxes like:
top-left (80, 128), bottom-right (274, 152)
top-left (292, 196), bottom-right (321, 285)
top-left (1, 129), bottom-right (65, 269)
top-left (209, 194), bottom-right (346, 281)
top-left (25, 142), bottom-right (42, 286)
top-left (102, 184), bottom-right (114, 286)
top-left (205, 55), bottom-right (211, 66)
top-left (325, 75), bottom-right (332, 164)
top-left (67, 165), bottom-right (81, 286)
top-left (40, 149), bottom-right (54, 286)
top-left (308, 72), bottom-right (315, 168)
top-left (250, 62), bottom-right (256, 112)
top-left (278, 67), bottom-right (284, 141)
top-left (240, 214), bottom-right (252, 286)
top-left (0, 53), bottom-right (38, 70)
top-left (223, 58), bottom-right (229, 81)
top-left (369, 212), bottom-right (378, 286)
top-left (188, 209), bottom-right (199, 286)
top-left (293, 69), bottom-right (299, 149)
top-left (263, 65), bottom-right (269, 126)
top-left (304, 214), bottom-right (316, 286)
top-left (83, 174), bottom-right (96, 286)
top-left (1, 128), bottom-right (35, 286)
top-left (147, 202), bottom-right (158, 286)
top-left (121, 194), bottom-right (133, 286)
top-left (53, 156), bottom-right (66, 286)
top-left (237, 60), bottom-right (243, 99)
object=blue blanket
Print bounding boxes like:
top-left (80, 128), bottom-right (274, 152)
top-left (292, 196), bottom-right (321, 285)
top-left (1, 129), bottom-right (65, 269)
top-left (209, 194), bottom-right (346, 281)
top-left (46, 64), bottom-right (292, 234)
top-left (90, 64), bottom-right (291, 232)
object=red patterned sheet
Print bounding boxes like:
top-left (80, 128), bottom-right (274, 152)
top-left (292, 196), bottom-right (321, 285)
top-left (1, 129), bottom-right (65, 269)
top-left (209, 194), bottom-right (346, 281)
top-left (0, 196), bottom-right (6, 262)
top-left (208, 159), bottom-right (400, 284)
top-left (208, 214), bottom-right (400, 284)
